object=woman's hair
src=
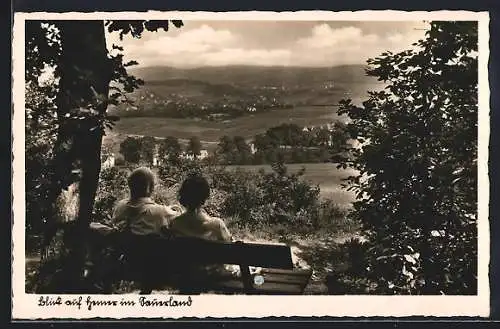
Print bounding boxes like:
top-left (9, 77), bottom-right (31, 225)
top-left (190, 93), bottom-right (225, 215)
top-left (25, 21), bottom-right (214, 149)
top-left (128, 167), bottom-right (155, 199)
top-left (178, 174), bottom-right (210, 210)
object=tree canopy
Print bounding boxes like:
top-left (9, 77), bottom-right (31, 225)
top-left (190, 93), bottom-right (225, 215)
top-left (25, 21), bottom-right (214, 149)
top-left (338, 21), bottom-right (478, 294)
top-left (25, 20), bottom-right (183, 290)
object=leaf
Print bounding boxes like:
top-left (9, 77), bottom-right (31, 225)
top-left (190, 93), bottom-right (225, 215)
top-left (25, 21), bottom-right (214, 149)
top-left (171, 20), bottom-right (184, 28)
top-left (403, 254), bottom-right (417, 264)
top-left (111, 44), bottom-right (124, 51)
top-left (124, 60), bottom-right (139, 67)
top-left (402, 264), bottom-right (414, 279)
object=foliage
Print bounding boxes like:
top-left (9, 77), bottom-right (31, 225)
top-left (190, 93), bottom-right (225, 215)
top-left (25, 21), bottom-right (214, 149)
top-left (211, 161), bottom-right (329, 230)
top-left (25, 22), bottom-right (61, 85)
top-left (158, 136), bottom-right (182, 165)
top-left (105, 20), bottom-right (183, 40)
top-left (92, 167), bottom-right (129, 223)
top-left (157, 157), bottom-right (203, 187)
top-left (114, 153), bottom-right (125, 166)
top-left (25, 78), bottom-right (58, 234)
top-left (216, 135), bottom-right (238, 164)
top-left (337, 21), bottom-right (478, 294)
top-left (140, 136), bottom-right (156, 165)
top-left (187, 136), bottom-right (202, 158)
top-left (213, 123), bottom-right (350, 166)
top-left (215, 135), bottom-right (253, 165)
top-left (119, 136), bottom-right (142, 163)
top-left (315, 199), bottom-right (355, 233)
top-left (213, 168), bottom-right (264, 222)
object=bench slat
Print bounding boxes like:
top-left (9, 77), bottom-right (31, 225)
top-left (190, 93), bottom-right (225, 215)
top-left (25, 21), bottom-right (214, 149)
top-left (123, 235), bottom-right (295, 269)
top-left (260, 272), bottom-right (312, 286)
top-left (255, 282), bottom-right (305, 294)
top-left (208, 279), bottom-right (306, 295)
top-left (260, 268), bottom-right (313, 276)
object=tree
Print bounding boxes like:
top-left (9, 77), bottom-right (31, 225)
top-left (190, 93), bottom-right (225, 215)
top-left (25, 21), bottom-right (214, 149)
top-left (329, 121), bottom-right (350, 154)
top-left (187, 136), bottom-right (202, 159)
top-left (140, 136), bottom-right (156, 165)
top-left (338, 21), bottom-right (478, 294)
top-left (233, 136), bottom-right (252, 164)
top-left (217, 135), bottom-right (237, 164)
top-left (158, 136), bottom-right (182, 164)
top-left (253, 133), bottom-right (276, 164)
top-left (253, 133), bottom-right (273, 152)
top-left (266, 123), bottom-right (303, 146)
top-left (119, 136), bottom-right (142, 163)
top-left (314, 127), bottom-right (331, 147)
top-left (25, 19), bottom-right (183, 290)
top-left (43, 20), bottom-right (115, 290)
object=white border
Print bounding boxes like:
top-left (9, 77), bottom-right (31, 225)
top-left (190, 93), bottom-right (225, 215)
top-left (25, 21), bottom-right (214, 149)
top-left (12, 10), bottom-right (490, 319)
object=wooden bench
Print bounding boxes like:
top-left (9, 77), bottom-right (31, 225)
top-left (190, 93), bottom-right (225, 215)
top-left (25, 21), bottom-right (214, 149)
top-left (87, 231), bottom-right (313, 295)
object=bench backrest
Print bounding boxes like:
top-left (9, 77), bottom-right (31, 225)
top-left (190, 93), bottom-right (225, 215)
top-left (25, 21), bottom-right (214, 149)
top-left (120, 234), bottom-right (294, 270)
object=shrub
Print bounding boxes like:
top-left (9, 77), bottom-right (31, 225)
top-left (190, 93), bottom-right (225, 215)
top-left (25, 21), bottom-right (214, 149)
top-left (93, 167), bottom-right (128, 223)
top-left (218, 169), bottom-right (265, 222)
top-left (119, 137), bottom-right (142, 164)
top-left (114, 153), bottom-right (125, 166)
top-left (315, 200), bottom-right (355, 233)
top-left (211, 161), bottom-right (336, 233)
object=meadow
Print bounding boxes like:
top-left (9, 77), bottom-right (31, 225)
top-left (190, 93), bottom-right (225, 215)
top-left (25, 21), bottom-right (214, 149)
top-left (111, 105), bottom-right (344, 143)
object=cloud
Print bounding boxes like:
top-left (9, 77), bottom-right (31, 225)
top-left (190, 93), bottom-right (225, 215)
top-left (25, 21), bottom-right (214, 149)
top-left (114, 24), bottom-right (238, 67)
top-left (291, 24), bottom-right (422, 66)
top-left (296, 25), bottom-right (371, 48)
top-left (201, 48), bottom-right (292, 66)
top-left (387, 33), bottom-right (405, 43)
top-left (110, 22), bottom-right (426, 67)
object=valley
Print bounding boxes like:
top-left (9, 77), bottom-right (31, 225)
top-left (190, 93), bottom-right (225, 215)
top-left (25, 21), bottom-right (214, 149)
top-left (105, 64), bottom-right (380, 204)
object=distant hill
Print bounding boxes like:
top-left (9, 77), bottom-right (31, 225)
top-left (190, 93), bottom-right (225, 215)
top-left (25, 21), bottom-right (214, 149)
top-left (109, 64), bottom-right (384, 121)
top-left (128, 64), bottom-right (374, 88)
top-left (108, 65), bottom-right (385, 145)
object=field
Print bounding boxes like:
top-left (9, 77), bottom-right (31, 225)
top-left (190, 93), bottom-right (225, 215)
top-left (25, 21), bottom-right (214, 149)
top-left (112, 105), bottom-right (344, 143)
top-left (227, 163), bottom-right (358, 207)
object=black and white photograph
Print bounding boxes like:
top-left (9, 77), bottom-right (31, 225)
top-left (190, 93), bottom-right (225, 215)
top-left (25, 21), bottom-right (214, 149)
top-left (12, 10), bottom-right (490, 318)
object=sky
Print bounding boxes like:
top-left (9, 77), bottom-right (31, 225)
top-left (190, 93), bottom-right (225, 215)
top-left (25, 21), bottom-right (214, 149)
top-left (106, 21), bottom-right (429, 68)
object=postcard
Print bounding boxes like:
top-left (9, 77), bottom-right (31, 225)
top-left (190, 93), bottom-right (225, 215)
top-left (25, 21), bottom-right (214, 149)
top-left (12, 10), bottom-right (490, 319)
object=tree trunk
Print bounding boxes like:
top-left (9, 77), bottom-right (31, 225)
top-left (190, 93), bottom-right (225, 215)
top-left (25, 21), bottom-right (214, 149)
top-left (54, 20), bottom-right (111, 292)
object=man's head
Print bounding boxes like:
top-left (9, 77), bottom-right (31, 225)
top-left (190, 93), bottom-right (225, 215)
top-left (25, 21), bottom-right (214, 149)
top-left (128, 167), bottom-right (155, 199)
top-left (178, 174), bottom-right (210, 211)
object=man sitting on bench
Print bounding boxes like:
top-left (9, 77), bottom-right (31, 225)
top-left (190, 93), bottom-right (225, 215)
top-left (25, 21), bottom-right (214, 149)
top-left (113, 167), bottom-right (179, 235)
top-left (106, 167), bottom-right (180, 293)
top-left (88, 167), bottom-right (180, 292)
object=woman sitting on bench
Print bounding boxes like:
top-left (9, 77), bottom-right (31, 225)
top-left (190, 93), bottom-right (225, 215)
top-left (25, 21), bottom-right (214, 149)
top-left (170, 174), bottom-right (232, 242)
top-left (168, 175), bottom-right (238, 290)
